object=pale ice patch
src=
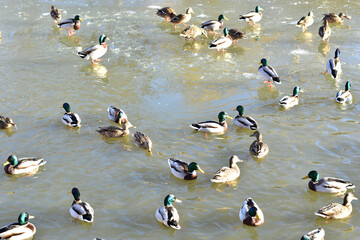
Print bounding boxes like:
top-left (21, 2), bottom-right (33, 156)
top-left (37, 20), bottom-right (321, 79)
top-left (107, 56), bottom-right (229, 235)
top-left (148, 6), bottom-right (162, 9)
top-left (42, 13), bottom-right (50, 16)
top-left (290, 21), bottom-right (298, 24)
top-left (290, 49), bottom-right (312, 55)
top-left (197, 14), bottom-right (208, 18)
top-left (243, 73), bottom-right (257, 79)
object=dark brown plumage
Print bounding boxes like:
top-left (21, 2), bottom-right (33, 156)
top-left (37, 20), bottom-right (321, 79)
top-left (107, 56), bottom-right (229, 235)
top-left (156, 7), bottom-right (176, 22)
top-left (50, 5), bottom-right (61, 22)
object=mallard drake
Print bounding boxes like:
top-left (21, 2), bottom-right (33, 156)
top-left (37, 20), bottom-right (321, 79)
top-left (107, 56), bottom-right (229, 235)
top-left (239, 6), bottom-right (263, 25)
top-left (258, 58), bottom-right (281, 86)
top-left (233, 105), bottom-right (258, 130)
top-left (170, 8), bottom-right (194, 29)
top-left (249, 131), bottom-right (269, 159)
top-left (107, 106), bottom-right (131, 124)
top-left (323, 13), bottom-right (351, 23)
top-left (57, 15), bottom-right (82, 36)
top-left (0, 212), bottom-right (36, 240)
top-left (228, 29), bottom-right (246, 43)
top-left (279, 86), bottom-right (300, 109)
top-left (133, 131), bottom-right (152, 153)
top-left (50, 5), bottom-right (61, 22)
top-left (70, 187), bottom-right (94, 223)
top-left (210, 155), bottom-right (243, 183)
top-left (315, 192), bottom-right (357, 219)
top-left (97, 121), bottom-right (135, 138)
top-left (301, 228), bottom-right (325, 240)
top-left (190, 111), bottom-right (233, 133)
top-left (3, 155), bottom-right (46, 175)
top-left (168, 158), bottom-right (204, 180)
top-left (296, 11), bottom-right (314, 32)
top-left (78, 34), bottom-right (109, 64)
top-left (0, 116), bottom-right (16, 129)
top-left (319, 19), bottom-right (331, 41)
top-left (155, 194), bottom-right (182, 230)
top-left (324, 48), bottom-right (341, 79)
top-left (156, 7), bottom-right (176, 22)
top-left (180, 25), bottom-right (207, 41)
top-left (201, 14), bottom-right (228, 34)
top-left (335, 81), bottom-right (352, 104)
top-left (302, 170), bottom-right (355, 193)
top-left (239, 197), bottom-right (264, 226)
top-left (208, 27), bottom-right (232, 52)
top-left (62, 103), bottom-right (81, 127)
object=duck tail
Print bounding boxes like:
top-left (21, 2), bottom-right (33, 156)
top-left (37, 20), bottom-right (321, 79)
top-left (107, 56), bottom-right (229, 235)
top-left (272, 77), bottom-right (281, 84)
top-left (190, 124), bottom-right (200, 130)
top-left (78, 52), bottom-right (86, 58)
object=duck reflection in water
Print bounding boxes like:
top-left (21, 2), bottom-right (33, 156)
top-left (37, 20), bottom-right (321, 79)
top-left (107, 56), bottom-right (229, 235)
top-left (59, 35), bottom-right (82, 47)
top-left (257, 85), bottom-right (280, 100)
top-left (81, 63), bottom-right (109, 81)
top-left (318, 41), bottom-right (330, 56)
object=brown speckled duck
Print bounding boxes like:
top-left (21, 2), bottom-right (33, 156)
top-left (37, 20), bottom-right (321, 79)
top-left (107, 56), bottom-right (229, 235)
top-left (249, 131), bottom-right (269, 158)
top-left (170, 8), bottom-right (194, 29)
top-left (97, 121), bottom-right (136, 138)
top-left (319, 19), bottom-right (331, 41)
top-left (228, 28), bottom-right (247, 43)
top-left (156, 7), bottom-right (176, 22)
top-left (50, 5), bottom-right (61, 22)
top-left (315, 192), bottom-right (357, 219)
top-left (133, 131), bottom-right (152, 153)
top-left (323, 13), bottom-right (351, 23)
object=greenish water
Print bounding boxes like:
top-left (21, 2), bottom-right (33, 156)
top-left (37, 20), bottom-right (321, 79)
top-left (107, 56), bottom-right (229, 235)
top-left (0, 0), bottom-right (359, 239)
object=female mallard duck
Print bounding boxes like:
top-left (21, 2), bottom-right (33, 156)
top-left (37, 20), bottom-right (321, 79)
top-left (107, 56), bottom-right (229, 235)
top-left (133, 131), bottom-right (152, 153)
top-left (190, 111), bottom-right (233, 133)
top-left (302, 170), bottom-right (355, 193)
top-left (301, 228), bottom-right (325, 240)
top-left (78, 34), bottom-right (109, 64)
top-left (62, 103), bottom-right (81, 127)
top-left (279, 86), bottom-right (300, 109)
top-left (249, 131), bottom-right (269, 159)
top-left (96, 121), bottom-right (135, 138)
top-left (180, 25), bottom-right (207, 41)
top-left (201, 14), bottom-right (228, 34)
top-left (233, 105), bottom-right (258, 130)
top-left (107, 106), bottom-right (131, 124)
top-left (0, 116), bottom-right (16, 129)
top-left (168, 158), bottom-right (204, 180)
top-left (335, 81), bottom-right (352, 104)
top-left (210, 155), bottom-right (243, 183)
top-left (0, 212), bottom-right (36, 240)
top-left (170, 7), bottom-right (194, 29)
top-left (239, 6), bottom-right (264, 25)
top-left (50, 5), bottom-right (61, 22)
top-left (319, 19), bottom-right (331, 41)
top-left (315, 192), bottom-right (357, 219)
top-left (258, 58), bottom-right (281, 86)
top-left (57, 15), bottom-right (82, 36)
top-left (323, 13), bottom-right (351, 24)
top-left (296, 11), bottom-right (314, 32)
top-left (155, 194), bottom-right (182, 230)
top-left (324, 48), bottom-right (341, 79)
top-left (239, 197), bottom-right (264, 226)
top-left (228, 29), bottom-right (246, 43)
top-left (156, 7), bottom-right (176, 22)
top-left (3, 155), bottom-right (46, 175)
top-left (208, 28), bottom-right (233, 52)
top-left (70, 187), bottom-right (94, 223)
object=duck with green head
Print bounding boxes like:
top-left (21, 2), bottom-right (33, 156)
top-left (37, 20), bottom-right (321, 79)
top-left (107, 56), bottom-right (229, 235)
top-left (279, 86), bottom-right (300, 109)
top-left (258, 58), bottom-right (281, 86)
top-left (233, 105), bottom-right (258, 130)
top-left (208, 28), bottom-right (232, 52)
top-left (301, 228), bottom-right (325, 240)
top-left (57, 15), bottom-right (82, 36)
top-left (78, 34), bottom-right (109, 64)
top-left (325, 48), bottom-right (341, 79)
top-left (155, 194), bottom-right (182, 229)
top-left (3, 154), bottom-right (46, 175)
top-left (70, 187), bottom-right (94, 223)
top-left (168, 158), bottom-right (204, 180)
top-left (239, 6), bottom-right (264, 25)
top-left (302, 170), bottom-right (355, 193)
top-left (210, 155), bottom-right (243, 183)
top-left (335, 81), bottom-right (352, 104)
top-left (201, 14), bottom-right (229, 34)
top-left (315, 192), bottom-right (358, 219)
top-left (0, 116), bottom-right (16, 129)
top-left (0, 212), bottom-right (36, 240)
top-left (190, 111), bottom-right (233, 133)
top-left (239, 197), bottom-right (264, 226)
top-left (62, 102), bottom-right (81, 127)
